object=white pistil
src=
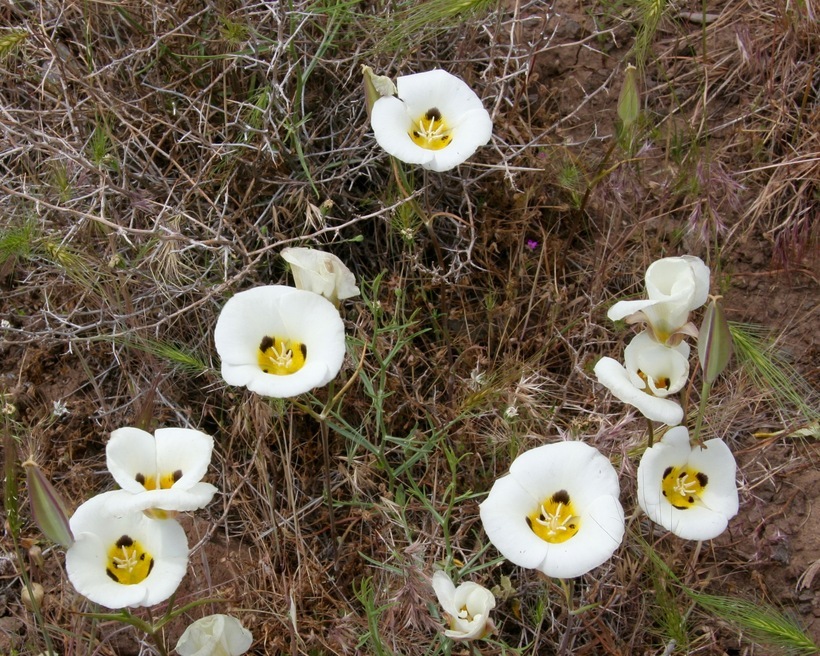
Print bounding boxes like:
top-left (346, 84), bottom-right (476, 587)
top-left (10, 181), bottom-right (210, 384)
top-left (418, 116), bottom-right (445, 141)
top-left (267, 341), bottom-right (293, 369)
top-left (535, 502), bottom-right (572, 536)
top-left (674, 474), bottom-right (698, 498)
top-left (113, 546), bottom-right (139, 573)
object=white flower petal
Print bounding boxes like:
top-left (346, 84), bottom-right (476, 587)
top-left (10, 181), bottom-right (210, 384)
top-left (176, 614), bottom-right (253, 656)
top-left (481, 443), bottom-right (624, 578)
top-left (458, 583), bottom-right (495, 619)
top-left (281, 247), bottom-right (360, 306)
top-left (396, 69), bottom-right (482, 118)
top-left (214, 285), bottom-right (346, 398)
top-left (645, 257), bottom-right (696, 302)
top-left (106, 427), bottom-right (159, 493)
top-left (444, 621), bottom-right (484, 641)
top-left (370, 69), bottom-right (492, 172)
top-left (244, 360), bottom-right (338, 398)
top-left (646, 256), bottom-right (710, 311)
top-left (535, 495), bottom-right (625, 578)
top-left (432, 571), bottom-right (495, 641)
top-left (431, 570), bottom-right (458, 618)
top-left (508, 441), bottom-right (620, 508)
top-left (623, 331), bottom-right (690, 397)
top-left (608, 256), bottom-right (711, 341)
top-left (681, 255), bottom-right (711, 309)
top-left (214, 286), bottom-right (289, 364)
top-left (637, 428), bottom-right (738, 540)
top-left (370, 97), bottom-right (436, 166)
top-left (688, 439), bottom-right (739, 518)
top-left (479, 475), bottom-right (549, 570)
top-left (639, 482), bottom-right (729, 540)
top-left (607, 298), bottom-right (656, 322)
top-left (66, 491), bottom-right (188, 609)
top-left (220, 362), bottom-right (261, 388)
top-left (105, 484), bottom-right (218, 515)
top-left (154, 428), bottom-right (214, 491)
top-left (594, 357), bottom-right (684, 425)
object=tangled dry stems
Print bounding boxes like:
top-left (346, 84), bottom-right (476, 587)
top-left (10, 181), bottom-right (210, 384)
top-left (0, 0), bottom-right (817, 654)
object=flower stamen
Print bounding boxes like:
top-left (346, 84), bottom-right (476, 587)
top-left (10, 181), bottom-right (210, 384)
top-left (106, 535), bottom-right (154, 585)
top-left (638, 369), bottom-right (670, 392)
top-left (257, 336), bottom-right (307, 375)
top-left (527, 489), bottom-right (580, 544)
top-left (661, 466), bottom-right (709, 509)
top-left (409, 107), bottom-right (453, 151)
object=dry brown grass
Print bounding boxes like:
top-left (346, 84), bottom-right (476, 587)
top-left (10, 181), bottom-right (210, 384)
top-left (1, 0), bottom-right (818, 654)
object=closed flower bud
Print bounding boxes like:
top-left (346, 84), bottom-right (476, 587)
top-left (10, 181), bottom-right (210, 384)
top-left (23, 459), bottom-right (74, 549)
top-left (21, 582), bottom-right (45, 611)
top-left (698, 296), bottom-right (733, 385)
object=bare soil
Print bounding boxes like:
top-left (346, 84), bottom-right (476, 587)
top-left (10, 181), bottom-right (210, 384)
top-left (1, 0), bottom-right (818, 654)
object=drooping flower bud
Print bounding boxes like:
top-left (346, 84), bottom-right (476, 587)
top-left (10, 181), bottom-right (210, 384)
top-left (23, 459), bottom-right (74, 548)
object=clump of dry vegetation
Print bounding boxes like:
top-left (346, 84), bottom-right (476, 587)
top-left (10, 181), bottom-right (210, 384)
top-left (1, 0), bottom-right (817, 654)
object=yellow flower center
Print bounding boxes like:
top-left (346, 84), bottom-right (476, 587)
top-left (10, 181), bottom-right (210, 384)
top-left (257, 335), bottom-right (306, 375)
top-left (106, 535), bottom-right (154, 585)
top-left (135, 469), bottom-right (182, 491)
top-left (638, 370), bottom-right (670, 392)
top-left (457, 605), bottom-right (473, 621)
top-left (661, 466), bottom-right (708, 509)
top-left (527, 489), bottom-right (580, 544)
top-left (409, 107), bottom-right (453, 150)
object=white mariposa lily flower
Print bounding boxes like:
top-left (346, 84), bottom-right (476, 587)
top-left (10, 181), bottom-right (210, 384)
top-left (65, 491), bottom-right (188, 609)
top-left (637, 426), bottom-right (739, 540)
top-left (214, 285), bottom-right (346, 398)
top-left (281, 247), bottom-right (360, 307)
top-left (594, 330), bottom-right (690, 426)
top-left (479, 441), bottom-right (625, 579)
top-left (175, 614), bottom-right (253, 656)
top-left (608, 255), bottom-right (710, 344)
top-left (370, 69), bottom-right (492, 172)
top-left (431, 570), bottom-right (495, 641)
top-left (105, 427), bottom-right (217, 517)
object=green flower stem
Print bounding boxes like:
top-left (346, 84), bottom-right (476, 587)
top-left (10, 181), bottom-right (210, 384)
top-left (322, 342), bottom-right (367, 418)
top-left (154, 596), bottom-right (229, 630)
top-left (646, 418), bottom-right (655, 447)
top-left (692, 379), bottom-right (712, 446)
top-left (557, 578), bottom-right (576, 656)
top-left (81, 597), bottom-right (228, 656)
top-left (294, 382), bottom-right (339, 561)
top-left (4, 430), bottom-right (59, 656)
top-left (84, 610), bottom-right (166, 656)
top-left (390, 157), bottom-right (453, 360)
top-left (319, 401), bottom-right (338, 558)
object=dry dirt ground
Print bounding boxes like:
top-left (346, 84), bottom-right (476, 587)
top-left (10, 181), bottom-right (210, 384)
top-left (1, 0), bottom-right (818, 654)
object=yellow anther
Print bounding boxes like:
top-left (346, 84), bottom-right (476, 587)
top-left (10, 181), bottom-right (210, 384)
top-left (527, 490), bottom-right (580, 544)
top-left (257, 335), bottom-right (306, 375)
top-left (661, 466), bottom-right (709, 510)
top-left (409, 107), bottom-right (453, 151)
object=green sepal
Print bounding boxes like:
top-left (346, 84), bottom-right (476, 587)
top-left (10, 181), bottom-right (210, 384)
top-left (698, 296), bottom-right (733, 384)
top-left (362, 65), bottom-right (397, 119)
